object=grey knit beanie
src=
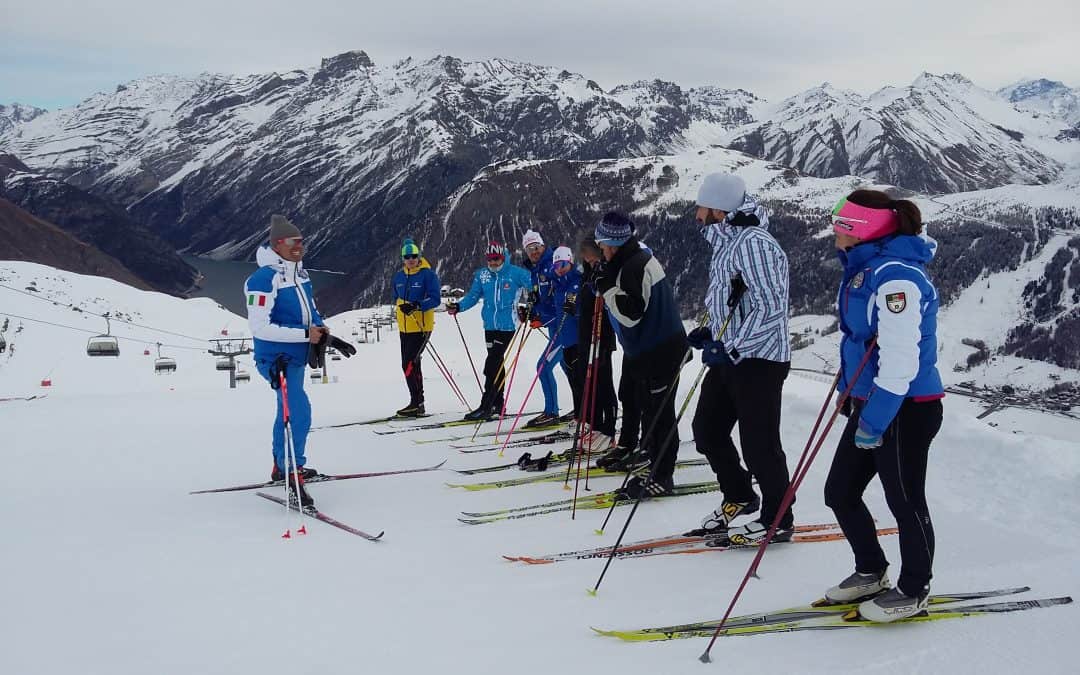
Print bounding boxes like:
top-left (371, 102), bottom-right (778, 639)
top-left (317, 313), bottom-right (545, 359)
top-left (269, 214), bottom-right (302, 242)
top-left (696, 173), bottom-right (747, 213)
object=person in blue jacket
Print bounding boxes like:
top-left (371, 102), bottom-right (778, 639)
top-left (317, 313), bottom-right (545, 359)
top-left (550, 245), bottom-right (583, 418)
top-left (821, 189), bottom-right (944, 623)
top-left (446, 240), bottom-right (533, 420)
top-left (519, 229), bottom-right (568, 428)
top-left (391, 238), bottom-right (441, 417)
top-left (245, 214), bottom-right (327, 507)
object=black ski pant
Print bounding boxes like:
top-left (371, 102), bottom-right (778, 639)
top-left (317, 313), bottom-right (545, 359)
top-left (399, 331), bottom-right (427, 405)
top-left (573, 348), bottom-right (617, 437)
top-left (630, 368), bottom-right (680, 485)
top-left (562, 344), bottom-right (581, 416)
top-left (616, 358), bottom-right (642, 450)
top-left (480, 329), bottom-right (514, 409)
top-left (825, 398), bottom-right (942, 597)
top-left (692, 358), bottom-right (793, 528)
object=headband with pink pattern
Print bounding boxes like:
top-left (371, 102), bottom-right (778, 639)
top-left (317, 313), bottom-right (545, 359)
top-left (831, 198), bottom-right (899, 241)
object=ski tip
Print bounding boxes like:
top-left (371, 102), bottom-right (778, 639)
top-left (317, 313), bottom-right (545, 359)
top-left (434, 460), bottom-right (448, 469)
top-left (501, 555), bottom-right (518, 562)
top-left (586, 588), bottom-right (598, 597)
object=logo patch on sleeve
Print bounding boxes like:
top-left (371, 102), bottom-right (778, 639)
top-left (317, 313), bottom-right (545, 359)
top-left (247, 293), bottom-right (268, 307)
top-left (885, 292), bottom-right (907, 313)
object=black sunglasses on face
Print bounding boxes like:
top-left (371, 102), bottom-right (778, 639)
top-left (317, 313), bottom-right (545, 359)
top-left (403, 254), bottom-right (419, 260)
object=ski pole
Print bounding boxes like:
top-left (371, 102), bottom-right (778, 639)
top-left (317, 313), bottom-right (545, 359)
top-left (566, 293), bottom-right (604, 491)
top-left (570, 302), bottom-right (604, 510)
top-left (279, 369), bottom-right (306, 538)
top-left (486, 323), bottom-right (533, 443)
top-left (592, 310), bottom-right (713, 536)
top-left (580, 296), bottom-right (607, 493)
top-left (495, 314), bottom-right (568, 457)
top-left (453, 314), bottom-right (483, 395)
top-left (426, 339), bottom-right (470, 409)
top-left (465, 321), bottom-right (527, 441)
top-left (698, 340), bottom-right (876, 663)
top-left (587, 306), bottom-right (733, 595)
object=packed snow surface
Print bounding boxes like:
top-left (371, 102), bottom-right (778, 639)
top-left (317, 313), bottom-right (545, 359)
top-left (1, 262), bottom-right (1076, 674)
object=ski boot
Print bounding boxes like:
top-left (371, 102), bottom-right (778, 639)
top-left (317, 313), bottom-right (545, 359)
top-left (614, 475), bottom-right (673, 501)
top-left (286, 472), bottom-right (315, 508)
top-left (396, 402), bottom-right (426, 417)
top-left (709, 520), bottom-right (794, 548)
top-left (524, 412), bottom-right (559, 428)
top-left (272, 465), bottom-right (319, 482)
top-left (819, 570), bottom-right (891, 606)
top-left (684, 495), bottom-right (760, 537)
top-left (857, 587), bottom-right (929, 622)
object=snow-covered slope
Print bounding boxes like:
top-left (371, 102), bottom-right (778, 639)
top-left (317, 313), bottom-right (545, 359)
top-left (1, 262), bottom-right (1077, 675)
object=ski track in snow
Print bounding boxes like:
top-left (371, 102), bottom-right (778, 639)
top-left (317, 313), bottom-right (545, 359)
top-left (0, 262), bottom-right (1077, 675)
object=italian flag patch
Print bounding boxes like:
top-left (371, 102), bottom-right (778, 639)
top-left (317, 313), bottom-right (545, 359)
top-left (247, 293), bottom-right (268, 307)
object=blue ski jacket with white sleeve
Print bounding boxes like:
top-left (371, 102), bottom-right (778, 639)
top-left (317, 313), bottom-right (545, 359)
top-left (245, 244), bottom-right (325, 364)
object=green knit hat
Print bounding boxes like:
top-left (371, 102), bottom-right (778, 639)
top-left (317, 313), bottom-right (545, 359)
top-left (401, 238), bottom-right (421, 258)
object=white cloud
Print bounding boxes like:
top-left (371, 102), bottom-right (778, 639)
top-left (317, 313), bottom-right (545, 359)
top-left (2, 0), bottom-right (1078, 108)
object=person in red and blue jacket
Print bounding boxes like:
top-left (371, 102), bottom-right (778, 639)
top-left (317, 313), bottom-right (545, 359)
top-left (821, 189), bottom-right (944, 624)
top-left (391, 238), bottom-right (441, 417)
top-left (245, 214), bottom-right (327, 507)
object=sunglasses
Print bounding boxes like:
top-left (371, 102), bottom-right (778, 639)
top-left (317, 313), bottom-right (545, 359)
top-left (403, 254), bottom-right (420, 260)
top-left (277, 236), bottom-right (303, 246)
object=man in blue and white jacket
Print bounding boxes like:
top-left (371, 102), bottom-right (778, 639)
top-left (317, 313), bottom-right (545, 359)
top-left (245, 214), bottom-right (326, 507)
top-left (447, 240), bottom-right (533, 420)
top-left (687, 173), bottom-right (795, 546)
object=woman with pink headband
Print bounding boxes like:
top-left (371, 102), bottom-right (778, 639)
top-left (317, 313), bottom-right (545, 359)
top-left (820, 189), bottom-right (944, 622)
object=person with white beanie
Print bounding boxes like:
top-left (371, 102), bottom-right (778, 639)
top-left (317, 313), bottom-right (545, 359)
top-left (686, 172), bottom-right (795, 546)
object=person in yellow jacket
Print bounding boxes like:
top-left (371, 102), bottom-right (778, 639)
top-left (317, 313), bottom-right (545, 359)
top-left (391, 238), bottom-right (442, 416)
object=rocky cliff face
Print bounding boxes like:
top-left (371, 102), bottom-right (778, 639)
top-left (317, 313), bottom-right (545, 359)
top-left (0, 156), bottom-right (198, 294)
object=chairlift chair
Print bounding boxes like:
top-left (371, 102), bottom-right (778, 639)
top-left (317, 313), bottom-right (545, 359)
top-left (216, 357), bottom-right (235, 371)
top-left (86, 316), bottom-right (119, 357)
top-left (0, 336), bottom-right (6, 353)
top-left (154, 357), bottom-right (177, 373)
top-left (309, 369), bottom-right (322, 380)
top-left (235, 368), bottom-right (251, 382)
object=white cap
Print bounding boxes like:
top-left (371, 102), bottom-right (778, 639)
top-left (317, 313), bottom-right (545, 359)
top-left (696, 173), bottom-right (747, 212)
top-left (522, 229), bottom-right (544, 249)
top-left (552, 246), bottom-right (573, 265)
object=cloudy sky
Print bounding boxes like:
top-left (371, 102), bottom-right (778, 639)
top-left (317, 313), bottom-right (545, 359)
top-left (3, 0), bottom-right (1078, 110)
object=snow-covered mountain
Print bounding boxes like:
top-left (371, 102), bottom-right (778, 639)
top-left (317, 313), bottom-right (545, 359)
top-left (0, 102), bottom-right (47, 134)
top-left (725, 73), bottom-right (1072, 193)
top-left (999, 78), bottom-right (1080, 126)
top-left (0, 52), bottom-right (752, 274)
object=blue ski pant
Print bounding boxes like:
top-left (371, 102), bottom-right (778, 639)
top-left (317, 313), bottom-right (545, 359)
top-left (256, 358), bottom-right (312, 472)
top-left (535, 338), bottom-right (567, 415)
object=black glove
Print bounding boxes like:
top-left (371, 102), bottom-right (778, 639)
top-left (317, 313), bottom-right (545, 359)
top-left (594, 268), bottom-right (616, 294)
top-left (528, 290), bottom-right (539, 305)
top-left (328, 335), bottom-right (356, 358)
top-left (399, 301), bottom-right (417, 316)
top-left (269, 355), bottom-right (288, 390)
top-left (307, 332), bottom-right (328, 370)
top-left (563, 292), bottom-right (577, 315)
top-left (686, 326), bottom-right (712, 350)
top-left (446, 300), bottom-right (460, 316)
top-left (517, 303), bottom-right (529, 323)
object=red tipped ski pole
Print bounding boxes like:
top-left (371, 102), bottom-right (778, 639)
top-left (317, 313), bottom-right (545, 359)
top-left (698, 340), bottom-right (876, 663)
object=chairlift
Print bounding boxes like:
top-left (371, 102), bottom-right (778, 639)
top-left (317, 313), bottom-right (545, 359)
top-left (0, 335), bottom-right (6, 353)
top-left (331, 353), bottom-right (342, 361)
top-left (309, 369), bottom-right (322, 380)
top-left (235, 368), bottom-right (251, 382)
top-left (153, 343), bottom-right (176, 373)
top-left (86, 316), bottom-right (119, 357)
top-left (216, 357), bottom-right (235, 371)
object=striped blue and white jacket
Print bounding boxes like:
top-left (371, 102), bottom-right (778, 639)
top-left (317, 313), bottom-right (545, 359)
top-left (701, 194), bottom-right (791, 364)
top-left (245, 244), bottom-right (324, 364)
